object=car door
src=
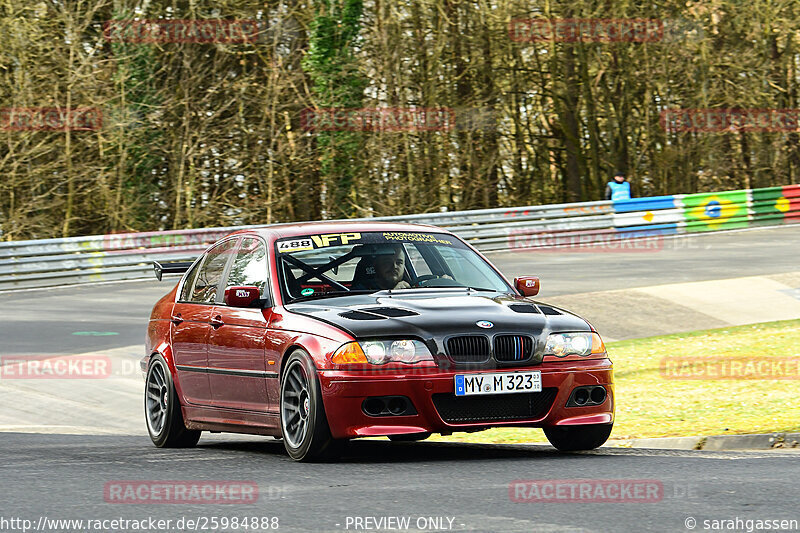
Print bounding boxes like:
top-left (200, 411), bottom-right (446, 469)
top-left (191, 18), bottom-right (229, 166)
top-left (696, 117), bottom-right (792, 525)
top-left (170, 237), bottom-right (239, 406)
top-left (207, 236), bottom-right (274, 412)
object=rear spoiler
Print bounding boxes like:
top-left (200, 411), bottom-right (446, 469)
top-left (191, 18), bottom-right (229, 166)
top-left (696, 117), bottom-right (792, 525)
top-left (153, 261), bottom-right (194, 281)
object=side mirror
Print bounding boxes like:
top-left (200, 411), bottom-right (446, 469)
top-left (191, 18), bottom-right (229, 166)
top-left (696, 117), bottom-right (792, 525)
top-left (224, 286), bottom-right (261, 308)
top-left (514, 276), bottom-right (540, 297)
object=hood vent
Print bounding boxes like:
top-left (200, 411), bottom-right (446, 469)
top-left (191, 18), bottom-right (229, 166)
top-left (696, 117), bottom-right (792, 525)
top-left (360, 307), bottom-right (418, 318)
top-left (338, 310), bottom-right (385, 320)
top-left (537, 305), bottom-right (563, 316)
top-left (508, 304), bottom-right (540, 314)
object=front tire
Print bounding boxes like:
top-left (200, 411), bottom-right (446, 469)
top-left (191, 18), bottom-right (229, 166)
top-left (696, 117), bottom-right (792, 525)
top-left (544, 423), bottom-right (613, 451)
top-left (145, 354), bottom-right (201, 448)
top-left (280, 350), bottom-right (346, 461)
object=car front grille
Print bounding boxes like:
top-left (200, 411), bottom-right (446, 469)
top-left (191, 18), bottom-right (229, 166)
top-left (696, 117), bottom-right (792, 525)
top-left (445, 334), bottom-right (536, 366)
top-left (432, 388), bottom-right (558, 424)
top-left (446, 335), bottom-right (491, 363)
top-left (494, 335), bottom-right (533, 362)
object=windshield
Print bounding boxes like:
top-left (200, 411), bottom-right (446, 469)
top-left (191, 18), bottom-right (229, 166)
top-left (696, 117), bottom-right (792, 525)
top-left (275, 231), bottom-right (512, 302)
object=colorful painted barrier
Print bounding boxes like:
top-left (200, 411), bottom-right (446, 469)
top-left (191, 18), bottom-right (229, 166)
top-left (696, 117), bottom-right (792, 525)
top-left (0, 184), bottom-right (798, 289)
top-left (609, 184), bottom-right (800, 239)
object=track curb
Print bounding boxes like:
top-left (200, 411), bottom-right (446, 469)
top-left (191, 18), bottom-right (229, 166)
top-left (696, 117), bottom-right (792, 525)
top-left (616, 432), bottom-right (800, 451)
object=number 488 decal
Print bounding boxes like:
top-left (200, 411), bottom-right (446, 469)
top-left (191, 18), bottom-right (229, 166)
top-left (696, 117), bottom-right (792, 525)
top-left (278, 233), bottom-right (362, 252)
top-left (277, 238), bottom-right (313, 253)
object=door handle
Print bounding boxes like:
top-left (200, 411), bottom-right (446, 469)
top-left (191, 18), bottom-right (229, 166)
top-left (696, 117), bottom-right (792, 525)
top-left (210, 315), bottom-right (224, 328)
top-left (170, 314), bottom-right (183, 325)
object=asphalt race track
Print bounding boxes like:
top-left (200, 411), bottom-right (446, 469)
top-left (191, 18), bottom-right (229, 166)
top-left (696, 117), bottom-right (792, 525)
top-left (2, 433), bottom-right (799, 532)
top-left (1, 225), bottom-right (799, 532)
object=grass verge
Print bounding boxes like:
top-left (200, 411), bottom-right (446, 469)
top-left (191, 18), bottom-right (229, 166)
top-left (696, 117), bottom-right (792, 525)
top-left (428, 319), bottom-right (800, 445)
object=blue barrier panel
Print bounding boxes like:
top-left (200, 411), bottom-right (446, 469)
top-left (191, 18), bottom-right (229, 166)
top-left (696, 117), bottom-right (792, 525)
top-left (613, 195), bottom-right (677, 213)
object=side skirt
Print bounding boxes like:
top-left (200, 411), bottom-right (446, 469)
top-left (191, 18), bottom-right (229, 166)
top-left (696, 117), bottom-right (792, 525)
top-left (182, 405), bottom-right (281, 437)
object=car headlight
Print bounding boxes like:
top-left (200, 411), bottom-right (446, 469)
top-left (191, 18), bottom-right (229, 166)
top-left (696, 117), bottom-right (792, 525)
top-left (331, 340), bottom-right (434, 365)
top-left (544, 332), bottom-right (605, 357)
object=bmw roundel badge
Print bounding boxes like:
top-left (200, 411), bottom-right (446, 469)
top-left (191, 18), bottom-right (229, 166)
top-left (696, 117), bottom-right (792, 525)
top-left (476, 320), bottom-right (494, 329)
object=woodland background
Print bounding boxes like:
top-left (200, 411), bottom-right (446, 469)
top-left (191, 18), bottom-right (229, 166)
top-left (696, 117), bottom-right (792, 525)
top-left (2, 0), bottom-right (800, 240)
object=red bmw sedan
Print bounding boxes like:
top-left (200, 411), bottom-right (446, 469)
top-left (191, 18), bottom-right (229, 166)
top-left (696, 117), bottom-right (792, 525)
top-left (143, 222), bottom-right (614, 461)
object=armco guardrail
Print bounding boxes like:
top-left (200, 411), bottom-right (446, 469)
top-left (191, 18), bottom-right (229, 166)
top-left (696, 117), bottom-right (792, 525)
top-left (0, 184), bottom-right (798, 290)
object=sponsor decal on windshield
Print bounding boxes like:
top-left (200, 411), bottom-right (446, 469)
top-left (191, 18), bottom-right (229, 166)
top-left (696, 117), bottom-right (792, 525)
top-left (382, 232), bottom-right (454, 245)
top-left (277, 231), bottom-right (457, 253)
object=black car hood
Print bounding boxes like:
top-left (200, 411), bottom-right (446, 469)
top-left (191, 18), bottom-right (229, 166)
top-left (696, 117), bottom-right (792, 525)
top-left (285, 289), bottom-right (591, 365)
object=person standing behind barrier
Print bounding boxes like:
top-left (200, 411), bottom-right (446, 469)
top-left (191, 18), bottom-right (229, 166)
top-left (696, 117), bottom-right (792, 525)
top-left (604, 171), bottom-right (632, 201)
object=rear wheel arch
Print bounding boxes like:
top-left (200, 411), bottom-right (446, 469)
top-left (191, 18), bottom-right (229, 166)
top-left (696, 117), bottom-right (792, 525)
top-left (148, 347), bottom-right (187, 401)
top-left (149, 341), bottom-right (177, 371)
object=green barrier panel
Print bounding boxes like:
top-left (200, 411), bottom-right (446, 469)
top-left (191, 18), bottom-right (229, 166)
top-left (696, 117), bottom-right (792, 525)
top-left (682, 190), bottom-right (749, 232)
top-left (751, 186), bottom-right (786, 227)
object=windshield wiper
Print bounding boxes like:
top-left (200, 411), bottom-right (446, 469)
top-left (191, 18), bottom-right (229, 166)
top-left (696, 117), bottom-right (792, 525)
top-left (412, 285), bottom-right (497, 292)
top-left (287, 289), bottom-right (376, 304)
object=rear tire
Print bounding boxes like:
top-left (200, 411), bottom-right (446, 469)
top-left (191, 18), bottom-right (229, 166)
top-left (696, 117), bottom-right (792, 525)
top-left (544, 423), bottom-right (613, 451)
top-left (280, 350), bottom-right (346, 462)
top-left (145, 354), bottom-right (201, 448)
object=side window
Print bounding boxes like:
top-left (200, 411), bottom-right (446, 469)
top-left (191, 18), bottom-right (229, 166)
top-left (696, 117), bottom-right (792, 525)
top-left (179, 260), bottom-right (202, 301)
top-left (225, 237), bottom-right (268, 298)
top-left (191, 238), bottom-right (238, 304)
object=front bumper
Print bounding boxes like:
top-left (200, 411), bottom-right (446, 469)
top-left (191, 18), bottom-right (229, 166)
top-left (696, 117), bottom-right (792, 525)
top-left (318, 359), bottom-right (614, 439)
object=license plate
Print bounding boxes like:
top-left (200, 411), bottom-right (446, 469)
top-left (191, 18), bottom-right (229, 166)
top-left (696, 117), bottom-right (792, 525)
top-left (454, 371), bottom-right (542, 396)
